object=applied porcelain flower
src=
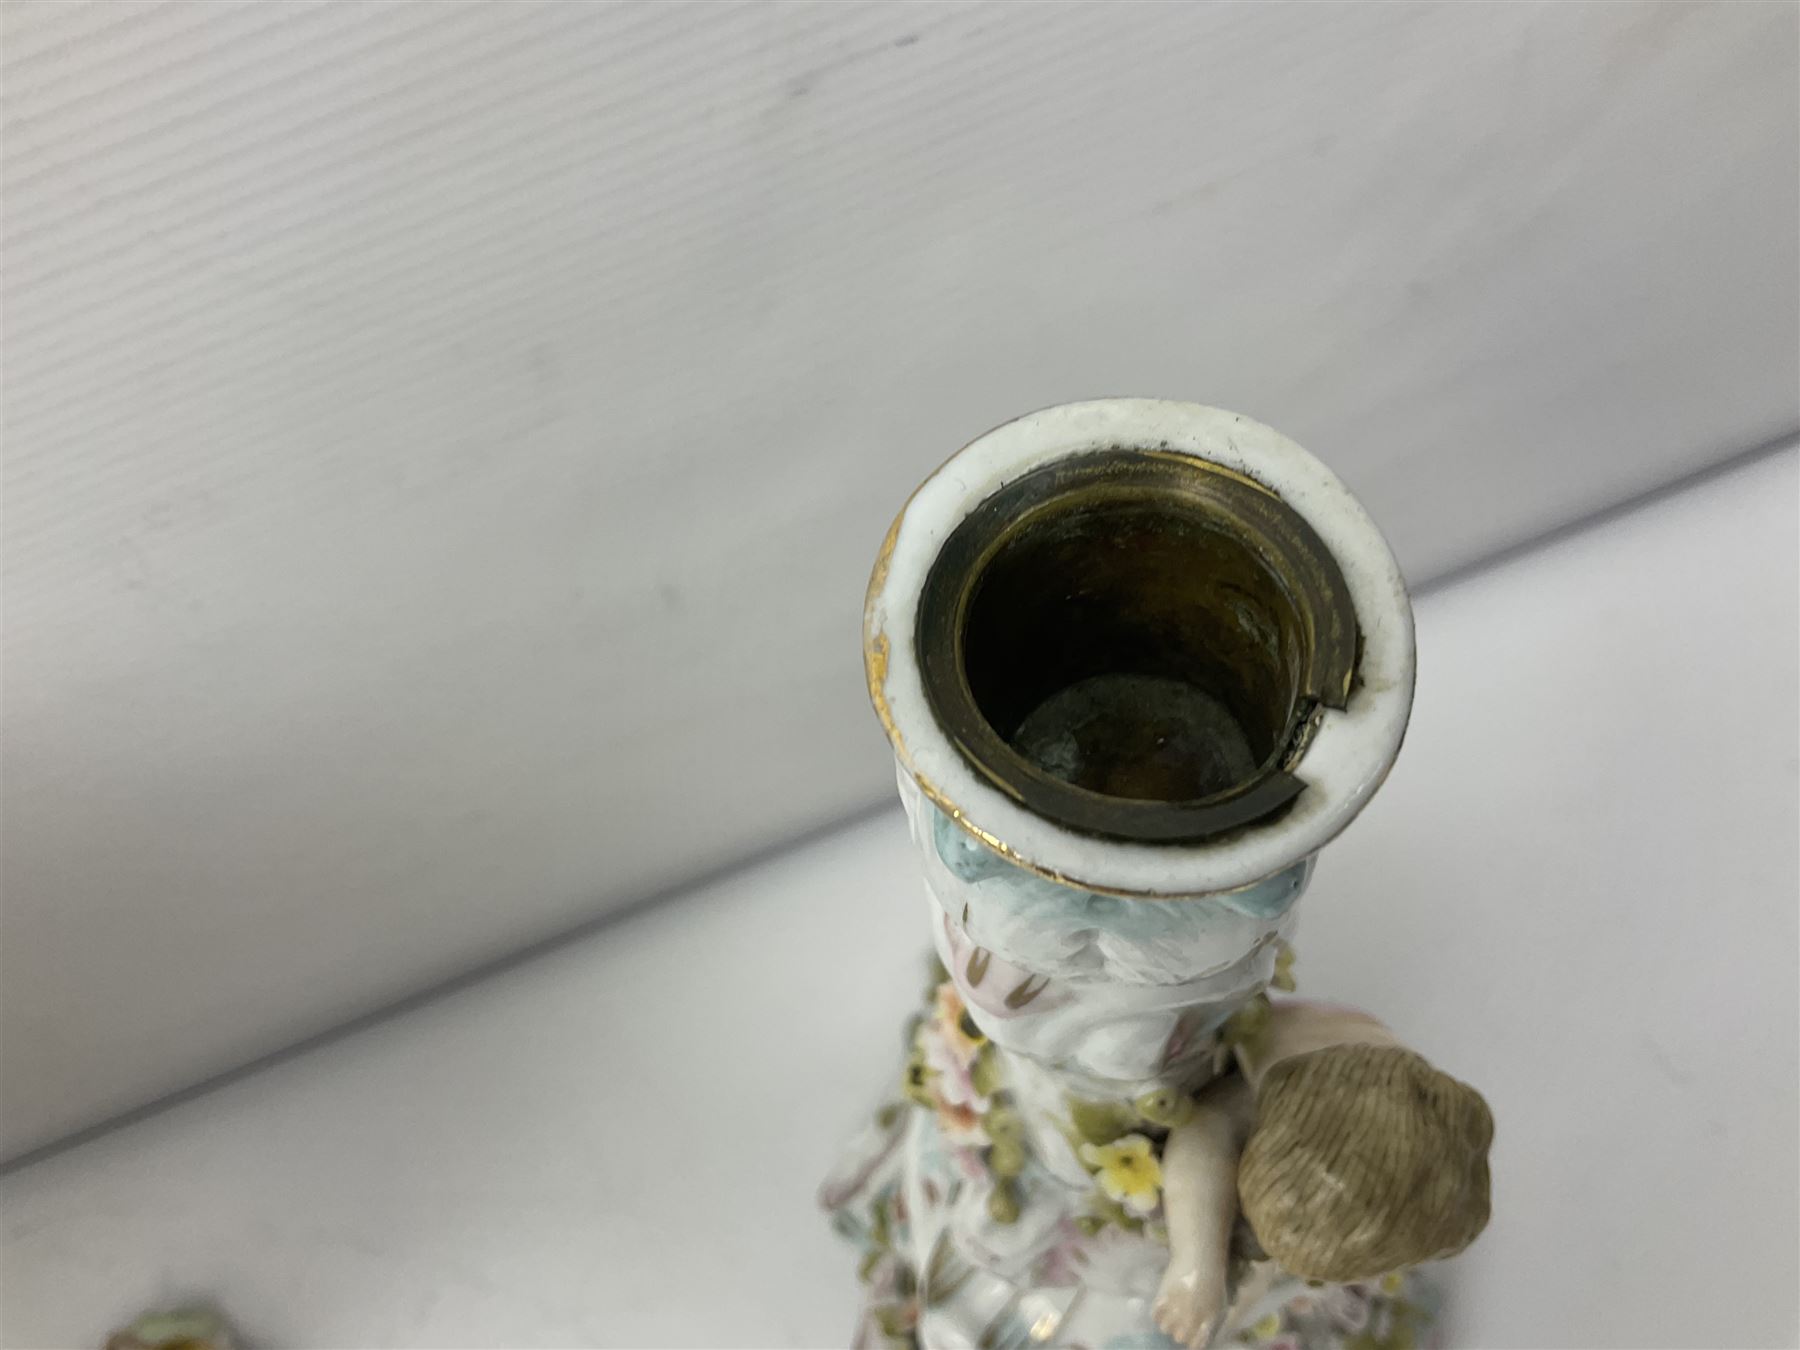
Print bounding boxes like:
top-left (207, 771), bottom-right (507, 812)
top-left (1078, 1133), bottom-right (1162, 1216)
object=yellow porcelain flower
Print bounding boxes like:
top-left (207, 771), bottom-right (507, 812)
top-left (1078, 1132), bottom-right (1162, 1216)
top-left (1250, 1312), bottom-right (1284, 1341)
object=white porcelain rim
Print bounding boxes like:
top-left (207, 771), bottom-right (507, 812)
top-left (865, 398), bottom-right (1415, 899)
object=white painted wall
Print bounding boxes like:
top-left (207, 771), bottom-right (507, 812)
top-left (1, 0), bottom-right (1794, 1159)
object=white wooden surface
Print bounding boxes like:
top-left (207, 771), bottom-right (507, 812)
top-left (2, 449), bottom-right (1793, 1350)
top-left (3, 0), bottom-right (1797, 1157)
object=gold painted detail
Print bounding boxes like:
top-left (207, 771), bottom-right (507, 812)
top-left (922, 1233), bottom-right (975, 1307)
top-left (1002, 974), bottom-right (1049, 1009)
top-left (965, 947), bottom-right (991, 987)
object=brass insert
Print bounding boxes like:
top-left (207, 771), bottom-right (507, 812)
top-left (916, 449), bottom-right (1360, 843)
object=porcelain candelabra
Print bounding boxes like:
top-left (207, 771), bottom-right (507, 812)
top-left (823, 400), bottom-right (1492, 1350)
